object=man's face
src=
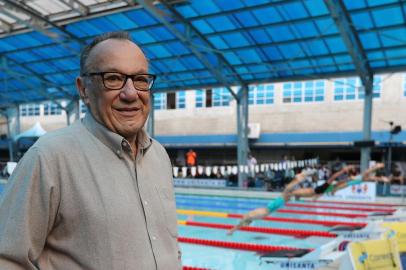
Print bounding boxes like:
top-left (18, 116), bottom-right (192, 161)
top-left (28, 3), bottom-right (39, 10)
top-left (77, 39), bottom-right (150, 141)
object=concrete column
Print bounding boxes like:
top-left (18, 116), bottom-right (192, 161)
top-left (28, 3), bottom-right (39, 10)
top-left (65, 99), bottom-right (80, 125)
top-left (360, 84), bottom-right (373, 172)
top-left (147, 92), bottom-right (154, 137)
top-left (5, 105), bottom-right (20, 161)
top-left (237, 85), bottom-right (249, 187)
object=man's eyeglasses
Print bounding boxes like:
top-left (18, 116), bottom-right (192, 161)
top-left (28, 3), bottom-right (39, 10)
top-left (82, 72), bottom-right (156, 91)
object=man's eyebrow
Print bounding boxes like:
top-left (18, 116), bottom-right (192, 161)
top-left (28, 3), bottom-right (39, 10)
top-left (96, 68), bottom-right (150, 74)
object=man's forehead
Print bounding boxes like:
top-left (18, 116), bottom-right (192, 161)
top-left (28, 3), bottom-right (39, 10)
top-left (89, 39), bottom-right (141, 57)
top-left (86, 39), bottom-right (147, 70)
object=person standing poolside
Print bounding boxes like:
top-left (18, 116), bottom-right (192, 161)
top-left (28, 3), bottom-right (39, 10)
top-left (185, 149), bottom-right (197, 167)
top-left (0, 31), bottom-right (181, 270)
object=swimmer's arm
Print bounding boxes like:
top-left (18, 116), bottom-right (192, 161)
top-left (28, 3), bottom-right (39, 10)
top-left (368, 176), bottom-right (390, 183)
top-left (330, 181), bottom-right (348, 194)
top-left (284, 172), bottom-right (306, 193)
top-left (327, 165), bottom-right (354, 184)
top-left (227, 207), bottom-right (269, 235)
top-left (362, 163), bottom-right (385, 180)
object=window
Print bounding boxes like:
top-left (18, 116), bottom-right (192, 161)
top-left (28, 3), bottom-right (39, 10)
top-left (206, 89), bottom-right (212, 107)
top-left (283, 80), bottom-right (324, 103)
top-left (196, 89), bottom-right (214, 107)
top-left (334, 76), bottom-right (381, 101)
top-left (153, 93), bottom-right (166, 110)
top-left (212, 87), bottom-right (231, 107)
top-left (20, 104), bottom-right (40, 116)
top-left (20, 105), bottom-right (28, 117)
top-left (249, 84), bottom-right (274, 105)
top-left (43, 102), bottom-right (62, 116)
top-left (167, 92), bottom-right (176, 109)
top-left (176, 91), bottom-right (186, 109)
top-left (195, 89), bottom-right (205, 108)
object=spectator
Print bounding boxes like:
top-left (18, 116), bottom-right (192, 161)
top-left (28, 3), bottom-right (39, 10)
top-left (246, 153), bottom-right (257, 187)
top-left (390, 170), bottom-right (404, 185)
top-left (186, 148), bottom-right (197, 167)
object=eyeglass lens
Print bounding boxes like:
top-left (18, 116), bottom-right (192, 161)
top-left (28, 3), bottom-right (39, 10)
top-left (103, 73), bottom-right (153, 90)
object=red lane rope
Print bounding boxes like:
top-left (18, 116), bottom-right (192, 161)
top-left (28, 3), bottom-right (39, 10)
top-left (277, 209), bottom-right (368, 218)
top-left (227, 213), bottom-right (367, 227)
top-left (285, 203), bottom-right (395, 213)
top-left (312, 200), bottom-right (403, 207)
top-left (184, 220), bottom-right (337, 238)
top-left (183, 267), bottom-right (211, 270)
top-left (178, 237), bottom-right (312, 253)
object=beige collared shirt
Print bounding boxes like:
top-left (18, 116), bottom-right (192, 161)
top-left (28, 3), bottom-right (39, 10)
top-left (0, 113), bottom-right (181, 270)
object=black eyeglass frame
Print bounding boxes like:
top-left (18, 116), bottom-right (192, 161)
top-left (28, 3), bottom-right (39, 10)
top-left (82, 72), bottom-right (156, 91)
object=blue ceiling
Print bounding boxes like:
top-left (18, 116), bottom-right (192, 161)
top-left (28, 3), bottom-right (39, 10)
top-left (0, 0), bottom-right (405, 108)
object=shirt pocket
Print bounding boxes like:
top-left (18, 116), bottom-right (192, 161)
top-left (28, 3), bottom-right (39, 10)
top-left (156, 187), bottom-right (178, 237)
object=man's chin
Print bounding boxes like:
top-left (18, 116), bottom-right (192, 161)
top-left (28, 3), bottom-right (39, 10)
top-left (117, 125), bottom-right (142, 139)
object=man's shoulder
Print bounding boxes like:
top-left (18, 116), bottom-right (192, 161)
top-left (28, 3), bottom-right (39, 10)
top-left (149, 137), bottom-right (166, 153)
top-left (34, 121), bottom-right (85, 151)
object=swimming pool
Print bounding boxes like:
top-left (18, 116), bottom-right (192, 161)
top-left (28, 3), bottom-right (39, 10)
top-left (175, 193), bottom-right (366, 270)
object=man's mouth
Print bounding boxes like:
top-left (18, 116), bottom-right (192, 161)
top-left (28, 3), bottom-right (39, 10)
top-left (115, 107), bottom-right (140, 116)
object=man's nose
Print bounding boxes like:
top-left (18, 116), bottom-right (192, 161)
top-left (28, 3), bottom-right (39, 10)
top-left (119, 78), bottom-right (139, 100)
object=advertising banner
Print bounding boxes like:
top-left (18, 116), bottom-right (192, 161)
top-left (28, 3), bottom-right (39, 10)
top-left (321, 182), bottom-right (376, 202)
top-left (347, 238), bottom-right (402, 270)
top-left (174, 178), bottom-right (226, 188)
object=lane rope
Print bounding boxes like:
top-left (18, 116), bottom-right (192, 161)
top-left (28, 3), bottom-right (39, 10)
top-left (285, 203), bottom-right (395, 213)
top-left (178, 236), bottom-right (313, 253)
top-left (312, 200), bottom-right (403, 207)
top-left (183, 267), bottom-right (211, 270)
top-left (177, 209), bottom-right (367, 227)
top-left (178, 220), bottom-right (337, 238)
top-left (277, 209), bottom-right (368, 218)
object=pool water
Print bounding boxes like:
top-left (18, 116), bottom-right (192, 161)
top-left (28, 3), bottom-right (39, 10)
top-left (176, 193), bottom-right (346, 270)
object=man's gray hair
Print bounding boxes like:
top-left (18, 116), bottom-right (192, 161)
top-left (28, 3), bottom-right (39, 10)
top-left (79, 31), bottom-right (132, 75)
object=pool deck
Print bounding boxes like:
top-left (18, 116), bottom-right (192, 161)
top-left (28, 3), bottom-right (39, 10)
top-left (317, 261), bottom-right (340, 270)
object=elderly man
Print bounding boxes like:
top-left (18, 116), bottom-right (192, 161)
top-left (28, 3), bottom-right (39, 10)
top-left (0, 31), bottom-right (181, 270)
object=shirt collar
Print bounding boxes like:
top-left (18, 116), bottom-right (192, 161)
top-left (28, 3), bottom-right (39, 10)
top-left (82, 113), bottom-right (152, 158)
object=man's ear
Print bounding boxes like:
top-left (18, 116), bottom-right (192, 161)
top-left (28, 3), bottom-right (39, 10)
top-left (76, 76), bottom-right (89, 103)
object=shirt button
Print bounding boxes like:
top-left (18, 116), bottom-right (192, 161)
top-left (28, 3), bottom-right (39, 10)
top-left (144, 201), bottom-right (148, 205)
top-left (116, 150), bottom-right (121, 155)
top-left (152, 236), bottom-right (156, 240)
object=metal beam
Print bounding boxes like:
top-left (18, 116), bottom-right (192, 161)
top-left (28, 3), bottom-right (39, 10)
top-left (1, 56), bottom-right (75, 103)
top-left (0, 17), bottom-right (12, 32)
top-left (0, 0), bottom-right (84, 44)
top-left (325, 0), bottom-right (373, 90)
top-left (121, 0), bottom-right (136, 5)
top-left (0, 5), bottom-right (58, 39)
top-left (137, 0), bottom-right (243, 100)
top-left (58, 0), bottom-right (89, 16)
top-left (325, 0), bottom-right (374, 171)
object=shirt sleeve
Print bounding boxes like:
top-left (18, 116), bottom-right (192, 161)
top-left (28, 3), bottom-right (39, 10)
top-left (0, 147), bottom-right (60, 269)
